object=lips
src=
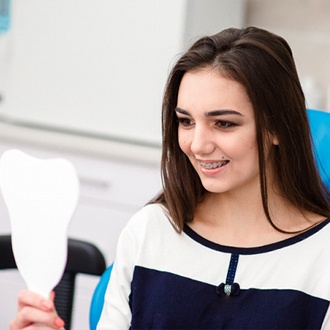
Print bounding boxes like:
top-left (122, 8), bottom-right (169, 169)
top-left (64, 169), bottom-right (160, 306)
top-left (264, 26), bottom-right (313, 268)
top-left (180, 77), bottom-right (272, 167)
top-left (199, 160), bottom-right (229, 169)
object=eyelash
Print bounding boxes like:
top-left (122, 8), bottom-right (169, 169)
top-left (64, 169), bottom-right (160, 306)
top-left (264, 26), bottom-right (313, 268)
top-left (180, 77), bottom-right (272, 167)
top-left (177, 118), bottom-right (236, 129)
top-left (215, 120), bottom-right (236, 128)
top-left (177, 118), bottom-right (193, 127)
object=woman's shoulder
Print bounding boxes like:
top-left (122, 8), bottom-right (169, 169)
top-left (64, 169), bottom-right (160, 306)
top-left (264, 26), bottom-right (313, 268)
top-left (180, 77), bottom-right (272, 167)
top-left (121, 203), bottom-right (173, 237)
top-left (115, 203), bottom-right (178, 259)
top-left (130, 203), bottom-right (169, 225)
top-left (133, 202), bottom-right (168, 217)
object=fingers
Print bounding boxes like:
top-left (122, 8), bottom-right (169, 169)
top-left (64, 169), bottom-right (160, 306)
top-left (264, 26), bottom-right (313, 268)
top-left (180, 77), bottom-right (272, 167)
top-left (17, 290), bottom-right (54, 311)
top-left (10, 308), bottom-right (64, 329)
top-left (10, 290), bottom-right (65, 330)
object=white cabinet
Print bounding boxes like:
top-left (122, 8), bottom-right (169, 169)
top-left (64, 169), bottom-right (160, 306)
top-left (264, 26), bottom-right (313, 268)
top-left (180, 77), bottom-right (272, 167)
top-left (0, 139), bottom-right (162, 329)
top-left (0, 0), bottom-right (245, 146)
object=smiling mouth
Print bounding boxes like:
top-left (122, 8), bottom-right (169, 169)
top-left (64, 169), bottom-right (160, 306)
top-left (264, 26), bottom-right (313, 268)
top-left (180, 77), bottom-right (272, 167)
top-left (199, 160), bottom-right (229, 169)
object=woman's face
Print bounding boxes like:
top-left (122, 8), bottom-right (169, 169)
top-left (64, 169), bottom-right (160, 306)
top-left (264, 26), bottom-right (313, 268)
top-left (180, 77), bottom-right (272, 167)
top-left (176, 68), bottom-right (276, 195)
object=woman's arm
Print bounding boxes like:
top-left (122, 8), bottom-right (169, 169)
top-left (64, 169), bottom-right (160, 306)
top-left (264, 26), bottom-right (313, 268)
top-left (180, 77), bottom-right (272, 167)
top-left (97, 210), bottom-right (144, 329)
top-left (96, 232), bottom-right (135, 329)
top-left (10, 290), bottom-right (65, 330)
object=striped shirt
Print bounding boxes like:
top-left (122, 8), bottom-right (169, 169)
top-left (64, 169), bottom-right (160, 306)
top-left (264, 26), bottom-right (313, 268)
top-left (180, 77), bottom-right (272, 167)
top-left (98, 203), bottom-right (330, 329)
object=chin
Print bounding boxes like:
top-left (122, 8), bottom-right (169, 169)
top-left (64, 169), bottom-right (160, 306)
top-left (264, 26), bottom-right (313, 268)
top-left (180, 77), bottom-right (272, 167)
top-left (201, 183), bottom-right (230, 194)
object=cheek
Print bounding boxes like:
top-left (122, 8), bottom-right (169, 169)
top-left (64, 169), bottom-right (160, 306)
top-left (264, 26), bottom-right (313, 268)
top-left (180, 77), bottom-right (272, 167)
top-left (227, 134), bottom-right (258, 160)
top-left (178, 132), bottom-right (189, 154)
top-left (245, 145), bottom-right (259, 167)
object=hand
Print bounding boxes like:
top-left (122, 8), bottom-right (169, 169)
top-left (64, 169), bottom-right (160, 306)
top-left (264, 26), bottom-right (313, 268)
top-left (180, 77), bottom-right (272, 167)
top-left (9, 290), bottom-right (65, 330)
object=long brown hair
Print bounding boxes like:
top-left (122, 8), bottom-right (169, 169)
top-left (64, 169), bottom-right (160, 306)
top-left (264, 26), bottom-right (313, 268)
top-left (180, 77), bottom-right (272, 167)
top-left (152, 26), bottom-right (330, 232)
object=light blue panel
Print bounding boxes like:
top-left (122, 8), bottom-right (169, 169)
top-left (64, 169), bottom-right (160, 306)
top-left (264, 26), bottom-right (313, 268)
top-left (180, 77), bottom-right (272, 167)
top-left (0, 0), bottom-right (10, 33)
top-left (89, 263), bottom-right (113, 330)
top-left (307, 109), bottom-right (330, 190)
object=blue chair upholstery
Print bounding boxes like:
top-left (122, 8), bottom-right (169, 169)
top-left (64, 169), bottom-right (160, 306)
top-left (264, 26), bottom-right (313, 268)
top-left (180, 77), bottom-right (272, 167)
top-left (88, 110), bottom-right (330, 329)
top-left (89, 263), bottom-right (113, 330)
top-left (307, 109), bottom-right (330, 190)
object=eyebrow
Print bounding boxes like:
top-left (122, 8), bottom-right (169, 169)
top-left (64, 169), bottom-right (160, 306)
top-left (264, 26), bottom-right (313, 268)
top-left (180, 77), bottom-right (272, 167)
top-left (175, 107), bottom-right (243, 117)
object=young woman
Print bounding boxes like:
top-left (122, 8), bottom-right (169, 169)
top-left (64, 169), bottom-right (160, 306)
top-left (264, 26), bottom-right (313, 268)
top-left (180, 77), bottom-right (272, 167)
top-left (11, 27), bottom-right (330, 330)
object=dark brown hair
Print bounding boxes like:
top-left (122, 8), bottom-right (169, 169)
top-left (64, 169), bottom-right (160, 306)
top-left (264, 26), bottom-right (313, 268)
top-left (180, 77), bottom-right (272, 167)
top-left (152, 26), bottom-right (330, 232)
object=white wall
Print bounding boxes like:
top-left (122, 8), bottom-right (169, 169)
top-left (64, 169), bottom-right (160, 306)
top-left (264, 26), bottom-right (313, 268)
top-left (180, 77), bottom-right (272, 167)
top-left (0, 0), bottom-right (245, 148)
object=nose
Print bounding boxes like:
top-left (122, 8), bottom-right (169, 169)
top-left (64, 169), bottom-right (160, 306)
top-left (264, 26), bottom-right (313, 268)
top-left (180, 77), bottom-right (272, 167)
top-left (190, 124), bottom-right (216, 156)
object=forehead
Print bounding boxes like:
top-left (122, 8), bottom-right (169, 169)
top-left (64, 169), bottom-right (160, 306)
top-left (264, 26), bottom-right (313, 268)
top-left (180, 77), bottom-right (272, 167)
top-left (177, 68), bottom-right (252, 115)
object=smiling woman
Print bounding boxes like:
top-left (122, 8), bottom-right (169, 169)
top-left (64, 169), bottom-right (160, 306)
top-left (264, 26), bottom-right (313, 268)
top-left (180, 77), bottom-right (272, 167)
top-left (175, 69), bottom-right (260, 197)
top-left (11, 26), bottom-right (330, 330)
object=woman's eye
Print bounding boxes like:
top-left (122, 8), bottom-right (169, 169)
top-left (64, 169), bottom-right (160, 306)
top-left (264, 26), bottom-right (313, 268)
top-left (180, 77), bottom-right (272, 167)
top-left (216, 120), bottom-right (235, 128)
top-left (177, 118), bottom-right (194, 127)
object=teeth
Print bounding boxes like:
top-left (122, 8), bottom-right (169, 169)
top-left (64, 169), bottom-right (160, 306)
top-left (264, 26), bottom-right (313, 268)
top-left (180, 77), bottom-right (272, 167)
top-left (199, 161), bottom-right (228, 169)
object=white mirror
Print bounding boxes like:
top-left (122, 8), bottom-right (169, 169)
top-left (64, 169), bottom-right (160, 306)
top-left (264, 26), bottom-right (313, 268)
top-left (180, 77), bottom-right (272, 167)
top-left (0, 149), bottom-right (79, 298)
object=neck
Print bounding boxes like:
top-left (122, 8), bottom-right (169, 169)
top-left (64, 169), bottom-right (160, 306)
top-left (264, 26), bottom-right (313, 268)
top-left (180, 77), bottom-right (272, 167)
top-left (196, 190), bottom-right (267, 230)
top-left (191, 186), bottom-right (322, 247)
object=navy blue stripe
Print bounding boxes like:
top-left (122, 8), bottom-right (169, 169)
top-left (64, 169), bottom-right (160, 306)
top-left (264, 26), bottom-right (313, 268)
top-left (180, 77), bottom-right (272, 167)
top-left (225, 253), bottom-right (239, 284)
top-left (129, 266), bottom-right (329, 329)
top-left (184, 218), bottom-right (330, 255)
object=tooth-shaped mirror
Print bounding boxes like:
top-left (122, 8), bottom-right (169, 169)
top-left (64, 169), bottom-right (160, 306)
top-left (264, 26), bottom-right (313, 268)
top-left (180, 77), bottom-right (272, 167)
top-left (0, 149), bottom-right (79, 298)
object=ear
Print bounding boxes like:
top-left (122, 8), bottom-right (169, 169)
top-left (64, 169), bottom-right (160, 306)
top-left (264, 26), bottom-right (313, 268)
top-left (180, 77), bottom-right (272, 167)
top-left (272, 134), bottom-right (279, 145)
top-left (266, 131), bottom-right (279, 146)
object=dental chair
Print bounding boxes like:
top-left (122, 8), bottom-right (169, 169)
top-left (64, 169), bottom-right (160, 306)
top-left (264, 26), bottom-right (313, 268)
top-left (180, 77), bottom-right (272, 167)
top-left (307, 109), bottom-right (330, 190)
top-left (89, 263), bottom-right (113, 330)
